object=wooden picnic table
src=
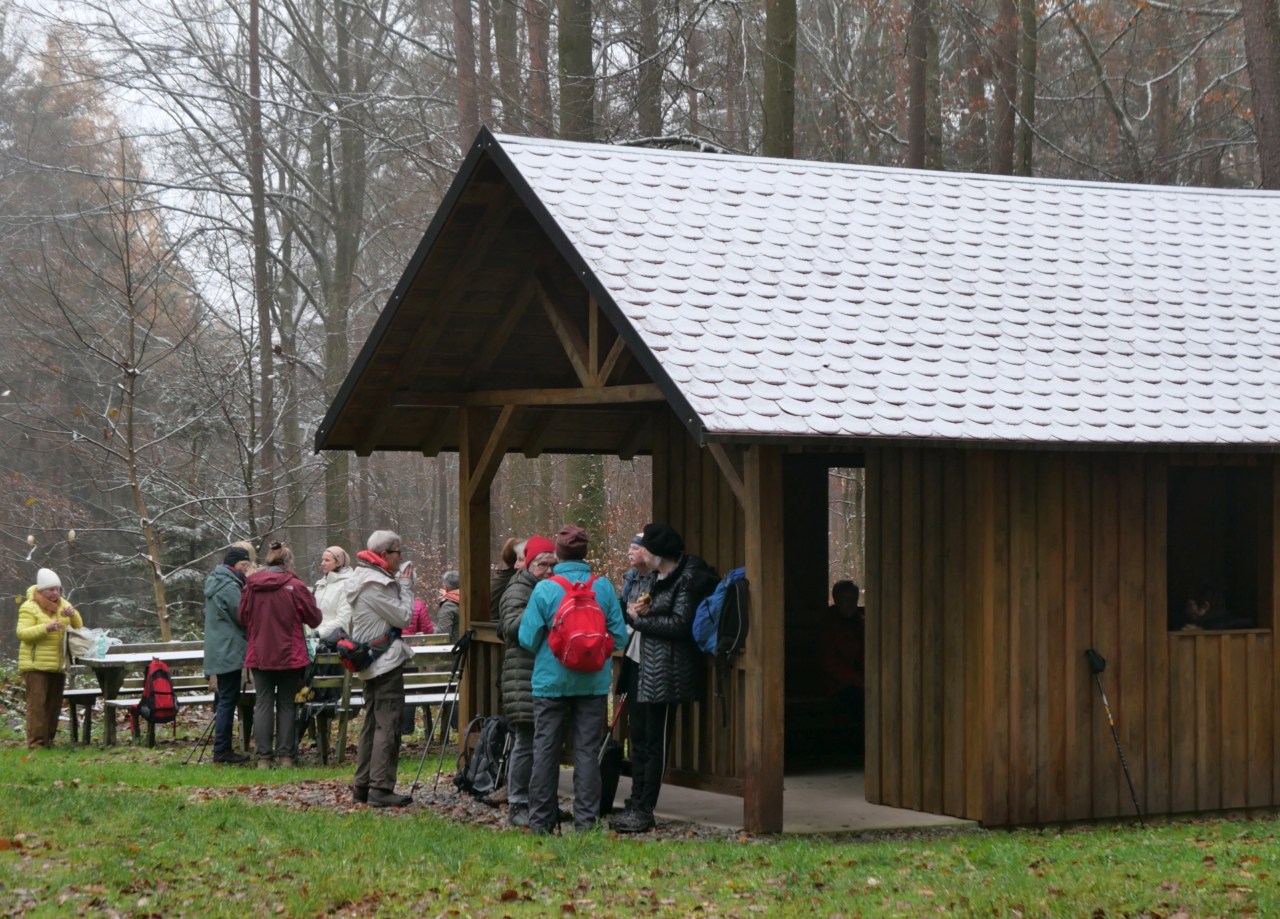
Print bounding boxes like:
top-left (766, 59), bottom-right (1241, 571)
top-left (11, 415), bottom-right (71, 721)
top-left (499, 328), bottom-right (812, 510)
top-left (81, 646), bottom-right (206, 747)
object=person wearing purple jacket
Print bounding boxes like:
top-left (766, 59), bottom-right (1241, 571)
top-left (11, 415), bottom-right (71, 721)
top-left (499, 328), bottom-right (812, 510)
top-left (238, 542), bottom-right (322, 769)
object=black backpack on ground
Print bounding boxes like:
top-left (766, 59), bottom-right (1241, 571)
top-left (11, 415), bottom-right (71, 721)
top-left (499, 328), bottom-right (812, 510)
top-left (715, 576), bottom-right (750, 726)
top-left (599, 738), bottom-right (624, 815)
top-left (453, 715), bottom-right (512, 799)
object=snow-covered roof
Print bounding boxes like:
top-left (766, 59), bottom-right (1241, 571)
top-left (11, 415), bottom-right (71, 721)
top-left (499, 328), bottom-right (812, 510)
top-left (493, 133), bottom-right (1280, 445)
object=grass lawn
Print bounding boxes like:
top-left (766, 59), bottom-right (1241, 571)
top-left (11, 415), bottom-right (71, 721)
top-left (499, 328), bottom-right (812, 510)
top-left (0, 742), bottom-right (1277, 917)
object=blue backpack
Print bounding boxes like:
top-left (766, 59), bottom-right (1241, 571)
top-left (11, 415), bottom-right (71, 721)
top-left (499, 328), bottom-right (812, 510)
top-left (693, 567), bottom-right (749, 656)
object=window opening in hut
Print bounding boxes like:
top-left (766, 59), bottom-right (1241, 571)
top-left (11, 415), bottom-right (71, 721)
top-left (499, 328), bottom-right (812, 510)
top-left (1167, 465), bottom-right (1273, 632)
top-left (783, 456), bottom-right (866, 769)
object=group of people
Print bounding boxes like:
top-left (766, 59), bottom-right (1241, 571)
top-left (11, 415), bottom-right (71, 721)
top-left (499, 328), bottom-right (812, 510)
top-left (493, 521), bottom-right (719, 834)
top-left (14, 518), bottom-right (725, 835)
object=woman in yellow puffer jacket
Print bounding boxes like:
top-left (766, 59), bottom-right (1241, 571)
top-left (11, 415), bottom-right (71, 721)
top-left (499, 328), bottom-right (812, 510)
top-left (16, 568), bottom-right (82, 749)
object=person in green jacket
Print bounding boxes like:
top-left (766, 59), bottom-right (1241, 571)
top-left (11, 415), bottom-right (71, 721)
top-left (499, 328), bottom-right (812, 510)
top-left (204, 547), bottom-right (252, 764)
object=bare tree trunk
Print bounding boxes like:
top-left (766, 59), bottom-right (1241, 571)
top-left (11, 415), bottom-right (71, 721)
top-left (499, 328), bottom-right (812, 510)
top-left (1243, 0), bottom-right (1280, 187)
top-left (249, 0), bottom-right (275, 536)
top-left (479, 0), bottom-right (493, 124)
top-left (685, 0), bottom-right (700, 132)
top-left (558, 0), bottom-right (595, 140)
top-left (762, 0), bottom-right (796, 157)
top-left (526, 0), bottom-right (554, 136)
top-left (964, 29), bottom-right (989, 170)
top-left (454, 0), bottom-right (479, 150)
top-left (637, 0), bottom-right (662, 135)
top-left (493, 0), bottom-right (521, 130)
top-left (907, 0), bottom-right (929, 168)
top-left (1151, 10), bottom-right (1178, 184)
top-left (725, 9), bottom-right (744, 148)
top-left (992, 0), bottom-right (1017, 174)
top-left (1015, 0), bottom-right (1036, 176)
top-left (926, 10), bottom-right (941, 168)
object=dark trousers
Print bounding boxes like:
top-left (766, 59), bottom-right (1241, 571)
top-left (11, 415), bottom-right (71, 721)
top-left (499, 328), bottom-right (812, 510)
top-left (838, 685), bottom-right (866, 754)
top-left (355, 666), bottom-right (405, 791)
top-left (627, 700), bottom-right (673, 813)
top-left (251, 668), bottom-right (304, 760)
top-left (213, 670), bottom-right (242, 755)
top-left (529, 694), bottom-right (607, 832)
top-left (23, 671), bottom-right (65, 749)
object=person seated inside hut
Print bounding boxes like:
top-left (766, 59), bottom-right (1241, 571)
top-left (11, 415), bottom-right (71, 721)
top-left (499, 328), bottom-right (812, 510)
top-left (820, 580), bottom-right (865, 753)
top-left (1173, 583), bottom-right (1256, 631)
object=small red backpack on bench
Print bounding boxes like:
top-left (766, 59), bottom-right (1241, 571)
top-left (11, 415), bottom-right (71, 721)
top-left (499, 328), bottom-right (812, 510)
top-left (138, 658), bottom-right (177, 724)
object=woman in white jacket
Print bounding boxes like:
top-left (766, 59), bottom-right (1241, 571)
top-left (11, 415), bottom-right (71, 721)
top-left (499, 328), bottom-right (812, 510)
top-left (313, 546), bottom-right (355, 638)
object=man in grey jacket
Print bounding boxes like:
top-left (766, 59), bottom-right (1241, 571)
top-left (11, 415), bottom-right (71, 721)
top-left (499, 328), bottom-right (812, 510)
top-left (346, 529), bottom-right (415, 807)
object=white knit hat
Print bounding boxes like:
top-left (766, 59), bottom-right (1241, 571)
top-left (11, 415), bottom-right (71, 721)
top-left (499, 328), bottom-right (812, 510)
top-left (35, 568), bottom-right (61, 591)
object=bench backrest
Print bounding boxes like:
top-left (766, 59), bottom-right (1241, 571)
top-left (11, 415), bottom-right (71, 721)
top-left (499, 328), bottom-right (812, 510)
top-left (118, 674), bottom-right (210, 694)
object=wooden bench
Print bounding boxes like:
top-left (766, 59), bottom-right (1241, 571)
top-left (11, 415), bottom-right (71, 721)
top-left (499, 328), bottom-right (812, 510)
top-left (104, 673), bottom-right (219, 748)
top-left (306, 633), bottom-right (459, 765)
top-left (62, 665), bottom-right (102, 745)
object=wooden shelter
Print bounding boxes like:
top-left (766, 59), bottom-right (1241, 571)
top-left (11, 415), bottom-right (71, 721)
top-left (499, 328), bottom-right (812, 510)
top-left (319, 129), bottom-right (1280, 830)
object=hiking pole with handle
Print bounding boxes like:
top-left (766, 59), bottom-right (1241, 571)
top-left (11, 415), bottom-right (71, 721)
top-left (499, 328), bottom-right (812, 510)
top-left (183, 713), bottom-right (216, 766)
top-left (409, 629), bottom-right (473, 795)
top-left (599, 693), bottom-right (627, 764)
top-left (1085, 649), bottom-right (1145, 828)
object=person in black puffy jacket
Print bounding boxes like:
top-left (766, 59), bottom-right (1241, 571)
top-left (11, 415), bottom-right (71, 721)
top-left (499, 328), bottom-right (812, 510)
top-left (610, 523), bottom-right (719, 833)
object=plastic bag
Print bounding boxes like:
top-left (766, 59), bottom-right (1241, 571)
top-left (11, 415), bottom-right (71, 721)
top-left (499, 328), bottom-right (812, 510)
top-left (67, 627), bottom-right (122, 661)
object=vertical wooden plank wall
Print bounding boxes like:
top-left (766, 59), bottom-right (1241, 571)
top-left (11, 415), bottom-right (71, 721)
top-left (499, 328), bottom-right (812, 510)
top-left (651, 408), bottom-right (747, 794)
top-left (870, 448), bottom-right (1279, 825)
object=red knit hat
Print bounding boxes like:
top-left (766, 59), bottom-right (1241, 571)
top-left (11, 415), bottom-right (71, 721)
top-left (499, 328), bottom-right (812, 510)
top-left (522, 536), bottom-right (555, 565)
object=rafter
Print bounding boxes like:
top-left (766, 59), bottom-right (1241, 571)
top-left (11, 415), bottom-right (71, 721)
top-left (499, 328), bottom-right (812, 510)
top-left (419, 409), bottom-right (456, 457)
top-left (393, 383), bottom-right (664, 408)
top-left (458, 276), bottom-right (538, 391)
top-left (534, 271), bottom-right (593, 387)
top-left (617, 413), bottom-right (652, 461)
top-left (707, 442), bottom-right (746, 508)
top-left (597, 334), bottom-right (629, 386)
top-left (521, 411), bottom-right (557, 458)
top-left (466, 404), bottom-right (521, 502)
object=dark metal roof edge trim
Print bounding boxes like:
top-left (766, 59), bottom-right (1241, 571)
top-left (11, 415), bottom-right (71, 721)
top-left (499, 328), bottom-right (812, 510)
top-left (313, 131), bottom-right (498, 453)
top-left (479, 134), bottom-right (706, 446)
top-left (703, 431), bottom-right (1280, 454)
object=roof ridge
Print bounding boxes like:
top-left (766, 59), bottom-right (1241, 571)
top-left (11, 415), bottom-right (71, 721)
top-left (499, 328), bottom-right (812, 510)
top-left (490, 132), bottom-right (1280, 200)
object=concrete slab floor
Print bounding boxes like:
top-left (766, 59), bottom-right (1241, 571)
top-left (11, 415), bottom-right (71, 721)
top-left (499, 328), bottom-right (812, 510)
top-left (559, 767), bottom-right (977, 834)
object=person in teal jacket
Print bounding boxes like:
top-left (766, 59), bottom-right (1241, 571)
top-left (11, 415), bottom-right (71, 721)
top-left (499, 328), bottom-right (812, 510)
top-left (204, 547), bottom-right (252, 765)
top-left (519, 525), bottom-right (628, 833)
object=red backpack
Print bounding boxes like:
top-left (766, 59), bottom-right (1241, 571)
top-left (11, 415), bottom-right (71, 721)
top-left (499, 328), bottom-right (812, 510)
top-left (547, 575), bottom-right (614, 672)
top-left (138, 658), bottom-right (177, 724)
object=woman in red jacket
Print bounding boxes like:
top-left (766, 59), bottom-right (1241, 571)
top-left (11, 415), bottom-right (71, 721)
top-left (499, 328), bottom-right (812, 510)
top-left (238, 542), bottom-right (322, 768)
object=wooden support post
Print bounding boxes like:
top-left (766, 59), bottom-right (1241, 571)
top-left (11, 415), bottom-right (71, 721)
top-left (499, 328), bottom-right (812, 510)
top-left (458, 405), bottom-right (503, 725)
top-left (743, 444), bottom-right (785, 833)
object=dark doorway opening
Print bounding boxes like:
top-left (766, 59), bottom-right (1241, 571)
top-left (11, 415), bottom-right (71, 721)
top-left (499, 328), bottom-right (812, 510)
top-left (1167, 465), bottom-right (1273, 631)
top-left (783, 452), bottom-right (866, 770)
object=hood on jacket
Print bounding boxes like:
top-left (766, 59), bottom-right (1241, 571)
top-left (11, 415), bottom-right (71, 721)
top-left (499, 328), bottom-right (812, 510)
top-left (244, 569), bottom-right (298, 594)
top-left (205, 565), bottom-right (244, 599)
top-left (346, 561), bottom-right (395, 601)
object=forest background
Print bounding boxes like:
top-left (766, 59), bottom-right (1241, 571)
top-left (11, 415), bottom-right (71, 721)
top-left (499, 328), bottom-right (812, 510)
top-left (0, 0), bottom-right (1269, 650)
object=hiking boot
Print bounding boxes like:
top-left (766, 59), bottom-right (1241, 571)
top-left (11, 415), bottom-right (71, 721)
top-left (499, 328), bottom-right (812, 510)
top-left (213, 751), bottom-right (250, 766)
top-left (352, 785), bottom-right (368, 805)
top-left (483, 786), bottom-right (508, 806)
top-left (368, 788), bottom-right (414, 808)
top-left (257, 758), bottom-right (272, 770)
top-left (278, 756), bottom-right (295, 768)
top-left (607, 805), bottom-right (635, 831)
top-left (611, 808), bottom-right (655, 834)
top-left (507, 803), bottom-right (530, 828)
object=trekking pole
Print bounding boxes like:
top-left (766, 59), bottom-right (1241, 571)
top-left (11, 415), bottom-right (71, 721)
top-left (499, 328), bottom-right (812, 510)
top-left (432, 630), bottom-right (473, 793)
top-left (599, 693), bottom-right (627, 765)
top-left (184, 714), bottom-right (216, 766)
top-left (409, 629), bottom-right (472, 794)
top-left (1085, 649), bottom-right (1145, 828)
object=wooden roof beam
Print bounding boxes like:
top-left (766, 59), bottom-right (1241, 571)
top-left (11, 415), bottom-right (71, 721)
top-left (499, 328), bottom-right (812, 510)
top-left (419, 409), bottom-right (456, 457)
top-left (617, 412), bottom-right (652, 461)
top-left (708, 442), bottom-right (746, 507)
top-left (457, 276), bottom-right (538, 391)
top-left (521, 411), bottom-right (557, 458)
top-left (393, 383), bottom-right (663, 408)
top-left (534, 271), bottom-right (593, 387)
top-left (466, 404), bottom-right (521, 502)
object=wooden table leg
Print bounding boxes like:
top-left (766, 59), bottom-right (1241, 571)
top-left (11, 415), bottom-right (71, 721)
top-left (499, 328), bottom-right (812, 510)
top-left (68, 701), bottom-right (80, 744)
top-left (92, 668), bottom-right (125, 748)
top-left (336, 672), bottom-right (353, 765)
